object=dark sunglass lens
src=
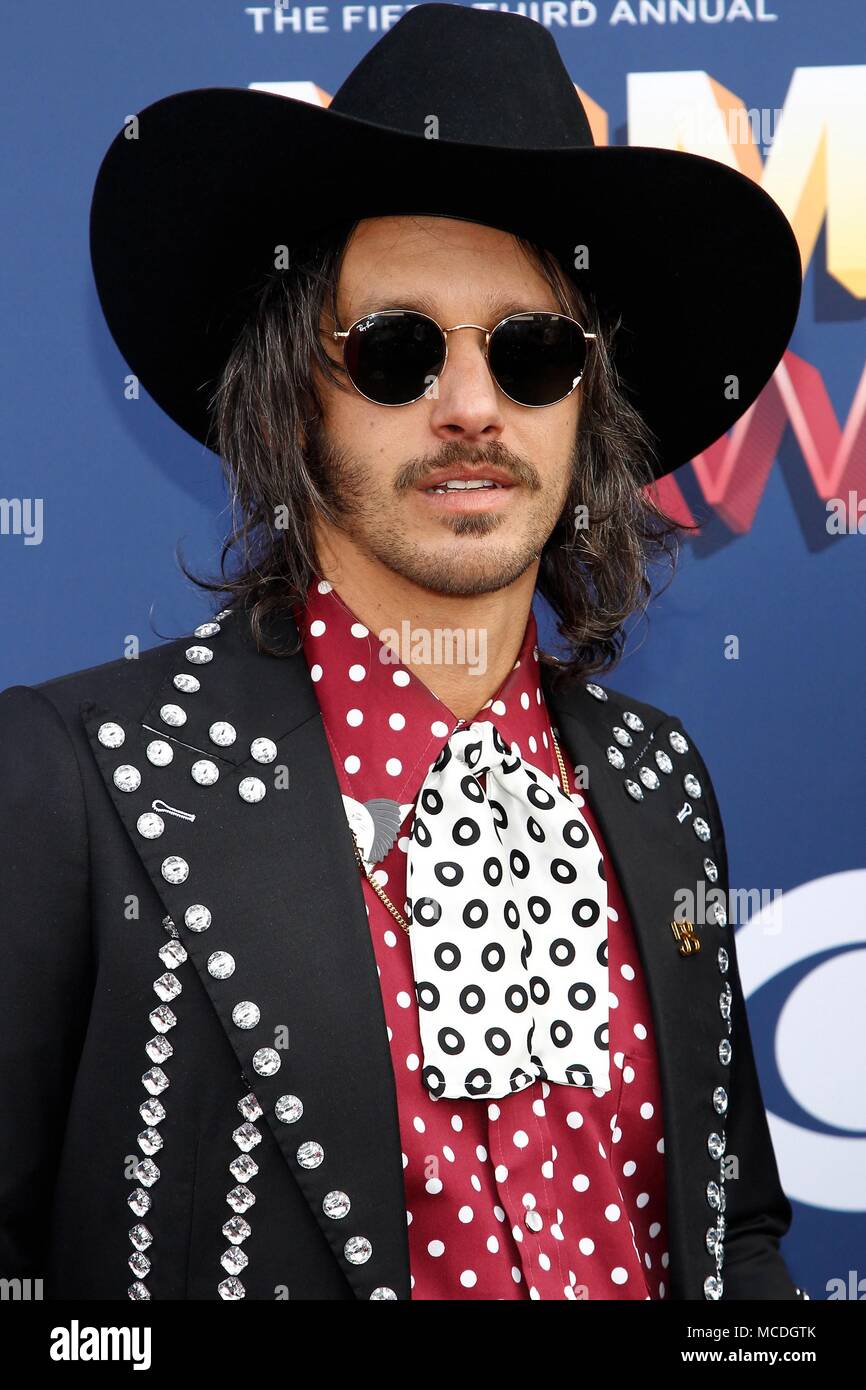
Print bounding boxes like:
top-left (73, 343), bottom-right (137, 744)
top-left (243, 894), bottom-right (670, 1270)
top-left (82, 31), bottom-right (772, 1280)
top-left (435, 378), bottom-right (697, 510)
top-left (344, 312), bottom-right (445, 405)
top-left (488, 313), bottom-right (587, 406)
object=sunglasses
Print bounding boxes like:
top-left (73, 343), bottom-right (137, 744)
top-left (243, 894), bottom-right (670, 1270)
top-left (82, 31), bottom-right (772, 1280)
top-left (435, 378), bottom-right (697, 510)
top-left (330, 308), bottom-right (596, 409)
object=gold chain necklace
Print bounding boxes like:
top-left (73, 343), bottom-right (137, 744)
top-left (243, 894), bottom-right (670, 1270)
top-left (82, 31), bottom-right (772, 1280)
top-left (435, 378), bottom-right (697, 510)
top-left (350, 728), bottom-right (570, 937)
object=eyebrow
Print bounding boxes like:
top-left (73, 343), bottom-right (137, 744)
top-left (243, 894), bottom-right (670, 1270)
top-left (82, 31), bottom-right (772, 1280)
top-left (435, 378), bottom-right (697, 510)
top-left (344, 289), bottom-right (562, 326)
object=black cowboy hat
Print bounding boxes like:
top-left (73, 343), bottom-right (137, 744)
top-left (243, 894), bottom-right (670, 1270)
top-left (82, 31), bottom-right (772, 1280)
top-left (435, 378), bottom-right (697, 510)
top-left (89, 2), bottom-right (801, 479)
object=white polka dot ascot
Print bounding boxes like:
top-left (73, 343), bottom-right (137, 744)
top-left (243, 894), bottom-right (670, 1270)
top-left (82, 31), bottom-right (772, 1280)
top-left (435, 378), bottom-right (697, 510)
top-left (406, 720), bottom-right (611, 1101)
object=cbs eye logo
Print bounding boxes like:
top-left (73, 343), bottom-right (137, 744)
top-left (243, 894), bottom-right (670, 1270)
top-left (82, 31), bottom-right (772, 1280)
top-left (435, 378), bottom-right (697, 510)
top-left (736, 868), bottom-right (866, 1214)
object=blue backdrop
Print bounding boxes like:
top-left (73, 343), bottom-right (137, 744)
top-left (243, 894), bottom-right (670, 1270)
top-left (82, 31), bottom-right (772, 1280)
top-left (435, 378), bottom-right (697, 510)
top-left (3, 0), bottom-right (864, 1300)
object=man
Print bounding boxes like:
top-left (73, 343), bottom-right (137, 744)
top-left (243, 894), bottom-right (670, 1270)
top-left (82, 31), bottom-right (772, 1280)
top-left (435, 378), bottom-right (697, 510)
top-left (0, 5), bottom-right (808, 1300)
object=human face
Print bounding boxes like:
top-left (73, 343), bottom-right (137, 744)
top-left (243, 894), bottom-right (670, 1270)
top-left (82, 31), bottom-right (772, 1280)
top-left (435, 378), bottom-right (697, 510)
top-left (311, 215), bottom-right (581, 598)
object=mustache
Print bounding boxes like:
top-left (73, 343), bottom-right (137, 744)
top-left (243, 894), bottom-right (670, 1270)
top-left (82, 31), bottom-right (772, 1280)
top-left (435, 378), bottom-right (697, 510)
top-left (394, 441), bottom-right (542, 493)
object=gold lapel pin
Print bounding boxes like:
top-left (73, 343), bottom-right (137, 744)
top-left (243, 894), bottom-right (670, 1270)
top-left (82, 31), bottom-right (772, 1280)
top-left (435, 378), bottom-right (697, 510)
top-left (670, 920), bottom-right (701, 957)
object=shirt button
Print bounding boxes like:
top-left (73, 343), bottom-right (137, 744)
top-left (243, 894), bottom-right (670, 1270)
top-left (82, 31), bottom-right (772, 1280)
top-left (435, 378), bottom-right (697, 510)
top-left (524, 1210), bottom-right (544, 1233)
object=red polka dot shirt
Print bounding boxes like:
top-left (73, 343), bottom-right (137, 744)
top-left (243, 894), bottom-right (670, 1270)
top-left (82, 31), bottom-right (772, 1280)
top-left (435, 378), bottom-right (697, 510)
top-left (294, 578), bottom-right (669, 1300)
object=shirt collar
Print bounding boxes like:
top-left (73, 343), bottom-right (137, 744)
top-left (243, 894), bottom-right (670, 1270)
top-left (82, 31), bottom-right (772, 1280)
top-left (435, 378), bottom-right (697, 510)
top-left (293, 577), bottom-right (559, 810)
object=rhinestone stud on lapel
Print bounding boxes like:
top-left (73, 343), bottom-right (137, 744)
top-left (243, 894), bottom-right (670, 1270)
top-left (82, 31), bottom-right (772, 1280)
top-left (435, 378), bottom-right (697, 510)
top-left (113, 765), bottom-right (141, 793)
top-left (252, 1047), bottom-right (281, 1076)
top-left (191, 759), bottom-right (220, 786)
top-left (161, 855), bottom-right (189, 885)
top-left (585, 683), bottom-right (608, 701)
top-left (184, 904), bottom-right (212, 932)
top-left (146, 740), bottom-right (174, 767)
top-left (669, 730), bottom-right (689, 754)
top-left (159, 704), bottom-right (187, 728)
top-left (251, 737), bottom-right (278, 763)
top-left (186, 645), bottom-right (213, 665)
top-left (209, 721), bottom-right (237, 748)
top-left (98, 721), bottom-right (125, 748)
top-left (173, 672), bottom-right (201, 694)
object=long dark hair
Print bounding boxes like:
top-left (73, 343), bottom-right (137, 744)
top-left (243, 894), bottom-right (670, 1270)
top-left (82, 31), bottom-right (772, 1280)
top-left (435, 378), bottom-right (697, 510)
top-left (182, 217), bottom-right (690, 681)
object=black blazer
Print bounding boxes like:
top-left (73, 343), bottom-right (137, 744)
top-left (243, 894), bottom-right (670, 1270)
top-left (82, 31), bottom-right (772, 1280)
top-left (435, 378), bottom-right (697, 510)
top-left (0, 605), bottom-right (808, 1301)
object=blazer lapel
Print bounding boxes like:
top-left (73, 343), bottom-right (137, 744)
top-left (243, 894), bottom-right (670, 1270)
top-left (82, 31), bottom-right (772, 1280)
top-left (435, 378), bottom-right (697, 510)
top-left (542, 665), bottom-right (726, 1299)
top-left (81, 607), bottom-right (411, 1300)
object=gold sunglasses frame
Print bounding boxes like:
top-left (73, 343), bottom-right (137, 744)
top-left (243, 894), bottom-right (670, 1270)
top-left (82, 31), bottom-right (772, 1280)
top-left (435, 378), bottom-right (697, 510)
top-left (331, 308), bottom-right (597, 408)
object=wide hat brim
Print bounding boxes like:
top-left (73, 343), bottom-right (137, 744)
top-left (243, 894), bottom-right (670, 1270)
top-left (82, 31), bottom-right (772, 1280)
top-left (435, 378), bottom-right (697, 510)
top-left (89, 85), bottom-right (802, 480)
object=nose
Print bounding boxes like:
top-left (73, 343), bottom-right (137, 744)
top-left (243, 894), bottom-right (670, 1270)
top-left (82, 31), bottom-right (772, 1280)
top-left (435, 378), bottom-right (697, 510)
top-left (426, 326), bottom-right (506, 442)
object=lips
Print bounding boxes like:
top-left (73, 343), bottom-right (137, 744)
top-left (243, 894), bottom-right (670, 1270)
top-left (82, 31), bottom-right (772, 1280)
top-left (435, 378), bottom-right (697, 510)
top-left (418, 468), bottom-right (516, 493)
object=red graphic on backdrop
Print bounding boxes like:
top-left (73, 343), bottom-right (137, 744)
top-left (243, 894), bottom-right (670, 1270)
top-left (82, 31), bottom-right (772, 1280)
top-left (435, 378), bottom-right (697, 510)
top-left (651, 350), bottom-right (866, 533)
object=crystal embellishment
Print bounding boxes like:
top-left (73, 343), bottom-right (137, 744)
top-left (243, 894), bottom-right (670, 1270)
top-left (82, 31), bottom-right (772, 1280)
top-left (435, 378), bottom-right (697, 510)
top-left (669, 730), bottom-right (689, 753)
top-left (113, 765), bottom-right (141, 793)
top-left (693, 818), bottom-right (711, 842)
top-left (209, 721), bottom-right (237, 748)
top-left (227, 1185), bottom-right (256, 1214)
top-left (612, 726), bottom-right (632, 747)
top-left (153, 972), bottom-right (182, 1002)
top-left (238, 777), bottom-right (266, 804)
top-left (146, 740), bottom-right (174, 766)
top-left (129, 1224), bottom-right (153, 1251)
top-left (251, 737), bottom-right (278, 763)
top-left (191, 759), bottom-right (220, 787)
top-left (344, 1236), bottom-right (373, 1265)
top-left (275, 1094), bottom-right (303, 1124)
top-left (208, 951), bottom-right (235, 979)
top-left (683, 772), bottom-right (702, 798)
top-left (173, 672), bottom-right (201, 694)
top-left (718, 1039), bottom-right (732, 1066)
top-left (184, 904), bottom-right (212, 932)
top-left (232, 1001), bottom-right (261, 1030)
top-left (606, 746), bottom-right (625, 770)
top-left (297, 1140), bottom-right (324, 1169)
top-left (222, 1216), bottom-right (252, 1246)
top-left (585, 683), bottom-right (608, 701)
top-left (253, 1048), bottom-right (281, 1076)
top-left (185, 645), bottom-right (213, 665)
top-left (654, 750), bottom-right (673, 774)
top-left (624, 779), bottom-right (644, 802)
top-left (145, 1034), bottom-right (173, 1064)
top-left (638, 766), bottom-right (660, 790)
top-left (221, 1247), bottom-right (249, 1276)
top-left (137, 812), bottom-right (165, 840)
top-left (232, 1122), bottom-right (262, 1153)
top-left (218, 1277), bottom-right (246, 1300)
top-left (323, 1190), bottom-right (351, 1220)
top-left (704, 857), bottom-right (719, 882)
top-left (238, 1093), bottom-right (263, 1122)
top-left (161, 856), bottom-right (189, 885)
top-left (128, 1188), bottom-right (151, 1217)
top-left (142, 1067), bottom-right (169, 1096)
top-left (159, 704), bottom-right (187, 728)
top-left (158, 940), bottom-right (187, 969)
top-left (230, 1153), bottom-right (259, 1183)
top-left (713, 1086), bottom-right (728, 1115)
top-left (98, 721), bottom-right (125, 748)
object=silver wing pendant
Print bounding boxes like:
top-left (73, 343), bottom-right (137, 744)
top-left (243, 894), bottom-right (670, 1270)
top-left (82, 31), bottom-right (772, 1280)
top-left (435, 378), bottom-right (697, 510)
top-left (342, 794), bottom-right (415, 868)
